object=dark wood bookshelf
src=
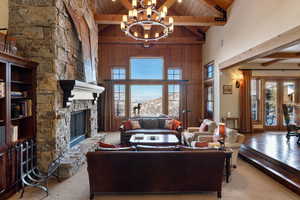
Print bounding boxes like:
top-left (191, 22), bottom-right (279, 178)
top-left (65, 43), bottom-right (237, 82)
top-left (0, 51), bottom-right (37, 199)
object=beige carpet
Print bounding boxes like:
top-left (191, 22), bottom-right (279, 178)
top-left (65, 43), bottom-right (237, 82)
top-left (9, 132), bottom-right (300, 200)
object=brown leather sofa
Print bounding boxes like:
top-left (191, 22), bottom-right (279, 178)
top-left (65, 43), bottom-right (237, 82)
top-left (120, 117), bottom-right (182, 144)
top-left (87, 150), bottom-right (226, 199)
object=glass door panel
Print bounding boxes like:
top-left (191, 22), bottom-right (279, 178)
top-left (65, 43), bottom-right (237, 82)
top-left (265, 81), bottom-right (278, 126)
top-left (282, 81), bottom-right (296, 125)
top-left (130, 85), bottom-right (163, 117)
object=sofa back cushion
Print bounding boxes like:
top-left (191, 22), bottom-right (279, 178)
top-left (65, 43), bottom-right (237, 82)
top-left (142, 119), bottom-right (160, 129)
top-left (130, 120), bottom-right (141, 129)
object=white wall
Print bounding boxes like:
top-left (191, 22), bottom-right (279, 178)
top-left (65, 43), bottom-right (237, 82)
top-left (0, 0), bottom-right (8, 31)
top-left (203, 0), bottom-right (300, 121)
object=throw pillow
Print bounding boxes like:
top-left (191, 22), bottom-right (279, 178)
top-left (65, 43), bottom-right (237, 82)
top-left (98, 142), bottom-right (117, 148)
top-left (164, 119), bottom-right (174, 129)
top-left (123, 121), bottom-right (132, 130)
top-left (172, 120), bottom-right (181, 130)
top-left (130, 120), bottom-right (141, 129)
top-left (193, 141), bottom-right (209, 148)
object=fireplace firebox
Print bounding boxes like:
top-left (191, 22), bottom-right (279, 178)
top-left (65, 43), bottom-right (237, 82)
top-left (70, 110), bottom-right (87, 147)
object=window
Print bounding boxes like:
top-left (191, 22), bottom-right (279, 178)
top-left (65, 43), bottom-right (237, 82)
top-left (168, 68), bottom-right (182, 80)
top-left (112, 68), bottom-right (126, 80)
top-left (205, 63), bottom-right (214, 80)
top-left (168, 85), bottom-right (180, 117)
top-left (114, 85), bottom-right (126, 117)
top-left (130, 85), bottom-right (163, 117)
top-left (204, 86), bottom-right (214, 119)
top-left (204, 62), bottom-right (215, 119)
top-left (251, 79), bottom-right (261, 121)
top-left (130, 58), bottom-right (163, 80)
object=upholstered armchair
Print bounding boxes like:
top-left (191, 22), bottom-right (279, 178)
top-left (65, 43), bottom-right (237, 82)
top-left (191, 127), bottom-right (245, 168)
top-left (182, 119), bottom-right (217, 146)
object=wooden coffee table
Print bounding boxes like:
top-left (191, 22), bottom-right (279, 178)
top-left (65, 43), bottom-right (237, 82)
top-left (129, 134), bottom-right (179, 146)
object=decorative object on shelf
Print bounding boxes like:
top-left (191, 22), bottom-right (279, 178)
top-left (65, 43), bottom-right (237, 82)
top-left (223, 84), bottom-right (232, 94)
top-left (0, 30), bottom-right (18, 55)
top-left (118, 0), bottom-right (183, 42)
top-left (0, 126), bottom-right (5, 146)
top-left (11, 125), bottom-right (18, 142)
top-left (0, 82), bottom-right (4, 98)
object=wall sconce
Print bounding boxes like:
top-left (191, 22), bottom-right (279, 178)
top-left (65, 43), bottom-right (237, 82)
top-left (232, 72), bottom-right (244, 88)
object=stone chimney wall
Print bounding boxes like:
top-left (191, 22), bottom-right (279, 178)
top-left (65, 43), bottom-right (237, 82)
top-left (9, 0), bottom-right (98, 172)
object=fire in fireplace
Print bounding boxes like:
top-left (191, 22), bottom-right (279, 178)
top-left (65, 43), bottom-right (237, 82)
top-left (70, 110), bottom-right (87, 147)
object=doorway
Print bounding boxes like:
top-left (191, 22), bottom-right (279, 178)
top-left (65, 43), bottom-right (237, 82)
top-left (252, 78), bottom-right (299, 130)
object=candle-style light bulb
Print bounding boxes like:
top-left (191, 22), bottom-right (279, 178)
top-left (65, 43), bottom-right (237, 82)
top-left (155, 32), bottom-right (159, 38)
top-left (133, 9), bottom-right (138, 18)
top-left (152, 0), bottom-right (157, 6)
top-left (160, 11), bottom-right (166, 19)
top-left (122, 15), bottom-right (128, 22)
top-left (163, 6), bottom-right (168, 14)
top-left (132, 0), bottom-right (137, 8)
top-left (128, 10), bottom-right (133, 18)
top-left (178, 0), bottom-right (182, 3)
top-left (169, 17), bottom-right (174, 24)
top-left (121, 22), bottom-right (125, 30)
top-left (144, 33), bottom-right (149, 39)
top-left (147, 7), bottom-right (152, 18)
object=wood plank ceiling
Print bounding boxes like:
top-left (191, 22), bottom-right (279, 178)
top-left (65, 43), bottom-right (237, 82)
top-left (94, 0), bottom-right (234, 41)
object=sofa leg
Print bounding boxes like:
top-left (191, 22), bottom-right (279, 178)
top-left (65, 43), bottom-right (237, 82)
top-left (217, 191), bottom-right (222, 199)
top-left (90, 193), bottom-right (94, 200)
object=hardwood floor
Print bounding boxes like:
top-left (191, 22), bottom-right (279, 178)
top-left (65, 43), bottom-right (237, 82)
top-left (243, 132), bottom-right (300, 170)
top-left (240, 131), bottom-right (300, 195)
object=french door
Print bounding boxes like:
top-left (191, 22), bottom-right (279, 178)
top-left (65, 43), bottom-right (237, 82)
top-left (264, 80), bottom-right (297, 130)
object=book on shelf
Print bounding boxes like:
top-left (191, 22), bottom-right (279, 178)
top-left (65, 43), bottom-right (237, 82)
top-left (0, 82), bottom-right (4, 98)
top-left (11, 99), bottom-right (32, 118)
top-left (0, 126), bottom-right (5, 146)
top-left (11, 125), bottom-right (18, 142)
top-left (11, 91), bottom-right (28, 98)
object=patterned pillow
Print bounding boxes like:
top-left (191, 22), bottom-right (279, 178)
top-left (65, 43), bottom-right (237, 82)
top-left (172, 120), bottom-right (181, 130)
top-left (130, 120), bottom-right (141, 129)
top-left (123, 121), bottom-right (132, 130)
top-left (164, 119), bottom-right (174, 129)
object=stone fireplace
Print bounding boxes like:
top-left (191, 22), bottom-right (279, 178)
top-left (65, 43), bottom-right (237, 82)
top-left (8, 0), bottom-right (103, 177)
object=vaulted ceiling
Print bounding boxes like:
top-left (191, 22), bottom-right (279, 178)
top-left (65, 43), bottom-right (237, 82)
top-left (93, 0), bottom-right (234, 41)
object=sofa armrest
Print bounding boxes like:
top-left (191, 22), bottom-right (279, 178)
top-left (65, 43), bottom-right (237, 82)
top-left (187, 127), bottom-right (201, 132)
top-left (236, 134), bottom-right (245, 144)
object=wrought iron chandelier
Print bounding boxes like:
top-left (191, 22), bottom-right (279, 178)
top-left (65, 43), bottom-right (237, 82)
top-left (114, 0), bottom-right (183, 42)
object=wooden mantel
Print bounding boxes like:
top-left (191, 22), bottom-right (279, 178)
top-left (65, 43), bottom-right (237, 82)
top-left (59, 80), bottom-right (105, 107)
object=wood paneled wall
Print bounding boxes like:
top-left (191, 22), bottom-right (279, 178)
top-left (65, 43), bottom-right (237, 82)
top-left (98, 26), bottom-right (203, 130)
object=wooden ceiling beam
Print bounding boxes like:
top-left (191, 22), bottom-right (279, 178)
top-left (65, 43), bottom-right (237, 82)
top-left (158, 0), bottom-right (177, 11)
top-left (94, 14), bottom-right (226, 26)
top-left (200, 0), bottom-right (223, 16)
top-left (99, 36), bottom-right (204, 45)
top-left (120, 0), bottom-right (132, 10)
top-left (183, 26), bottom-right (205, 40)
top-left (264, 52), bottom-right (300, 59)
top-left (261, 59), bottom-right (285, 66)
